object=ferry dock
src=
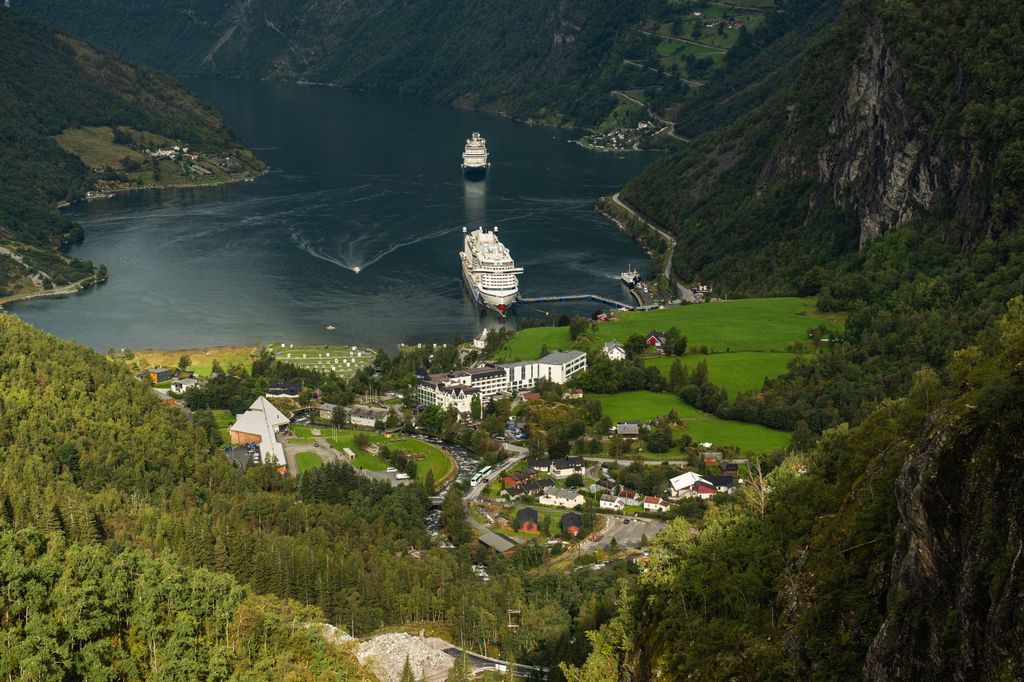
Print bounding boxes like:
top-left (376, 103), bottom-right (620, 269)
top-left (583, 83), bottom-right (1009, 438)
top-left (516, 293), bottom-right (660, 311)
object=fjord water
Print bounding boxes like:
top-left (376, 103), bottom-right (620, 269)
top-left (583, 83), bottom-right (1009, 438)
top-left (13, 79), bottom-right (656, 350)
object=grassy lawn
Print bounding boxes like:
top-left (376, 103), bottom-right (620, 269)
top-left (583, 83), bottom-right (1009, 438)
top-left (644, 351), bottom-right (797, 397)
top-left (290, 427), bottom-right (451, 483)
top-left (671, 418), bottom-right (789, 453)
top-left (591, 391), bottom-right (700, 423)
top-left (591, 390), bottom-right (790, 453)
top-left (213, 409), bottom-right (234, 444)
top-left (497, 298), bottom-right (835, 361)
top-left (296, 451), bottom-right (323, 474)
top-left (130, 344), bottom-right (256, 377)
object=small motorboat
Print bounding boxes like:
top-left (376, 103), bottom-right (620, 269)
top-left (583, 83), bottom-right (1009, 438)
top-left (325, 324), bottom-right (336, 331)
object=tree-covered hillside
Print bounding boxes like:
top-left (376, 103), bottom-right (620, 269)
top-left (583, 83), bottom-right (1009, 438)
top-left (0, 8), bottom-right (261, 299)
top-left (0, 313), bottom-right (632, 677)
top-left (17, 0), bottom-right (835, 134)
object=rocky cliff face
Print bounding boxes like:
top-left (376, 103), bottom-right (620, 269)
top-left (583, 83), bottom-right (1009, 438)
top-left (864, 352), bottom-right (1024, 679)
top-left (816, 22), bottom-right (974, 247)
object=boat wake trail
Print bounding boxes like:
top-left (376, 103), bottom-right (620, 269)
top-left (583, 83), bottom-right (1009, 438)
top-left (290, 224), bottom-right (462, 273)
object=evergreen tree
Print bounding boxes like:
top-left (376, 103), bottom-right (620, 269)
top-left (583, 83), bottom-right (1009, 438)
top-left (401, 655), bottom-right (416, 682)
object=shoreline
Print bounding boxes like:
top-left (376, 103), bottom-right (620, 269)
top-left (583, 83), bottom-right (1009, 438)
top-left (5, 169), bottom-right (266, 308)
top-left (57, 169), bottom-right (265, 210)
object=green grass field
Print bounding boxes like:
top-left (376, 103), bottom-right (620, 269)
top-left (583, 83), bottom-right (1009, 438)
top-left (590, 391), bottom-right (700, 423)
top-left (592, 390), bottom-right (790, 453)
top-left (644, 351), bottom-right (797, 397)
top-left (296, 451), bottom-right (323, 473)
top-left (213, 409), bottom-right (234, 444)
top-left (290, 426), bottom-right (451, 483)
top-left (497, 298), bottom-right (838, 361)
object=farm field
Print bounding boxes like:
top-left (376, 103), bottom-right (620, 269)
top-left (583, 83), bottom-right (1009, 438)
top-left (644, 351), bottom-right (797, 397)
top-left (497, 298), bottom-right (839, 361)
top-left (270, 343), bottom-right (375, 377)
top-left (591, 391), bottom-right (790, 453)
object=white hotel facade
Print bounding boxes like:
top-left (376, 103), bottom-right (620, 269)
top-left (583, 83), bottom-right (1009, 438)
top-left (416, 349), bottom-right (587, 416)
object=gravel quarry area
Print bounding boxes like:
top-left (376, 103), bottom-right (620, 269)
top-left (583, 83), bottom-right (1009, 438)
top-left (319, 626), bottom-right (455, 681)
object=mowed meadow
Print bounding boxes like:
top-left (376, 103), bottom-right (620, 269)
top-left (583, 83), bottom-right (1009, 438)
top-left (499, 297), bottom-right (838, 361)
top-left (500, 298), bottom-right (842, 454)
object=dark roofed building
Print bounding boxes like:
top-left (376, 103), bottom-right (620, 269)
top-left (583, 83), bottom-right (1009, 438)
top-left (550, 457), bottom-right (585, 479)
top-left (516, 507), bottom-right (540, 533)
top-left (147, 367), bottom-right (174, 383)
top-left (478, 531), bottom-right (517, 555)
top-left (561, 511), bottom-right (583, 537)
top-left (267, 381), bottom-right (302, 397)
top-left (705, 475), bottom-right (737, 492)
top-left (719, 461), bottom-right (739, 475)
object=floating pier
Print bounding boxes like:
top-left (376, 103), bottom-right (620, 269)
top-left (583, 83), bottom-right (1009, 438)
top-left (517, 293), bottom-right (640, 310)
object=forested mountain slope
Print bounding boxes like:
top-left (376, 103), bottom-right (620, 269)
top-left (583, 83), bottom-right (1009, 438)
top-left (623, 0), bottom-right (1024, 292)
top-left (0, 8), bottom-right (260, 300)
top-left (18, 0), bottom-right (840, 134)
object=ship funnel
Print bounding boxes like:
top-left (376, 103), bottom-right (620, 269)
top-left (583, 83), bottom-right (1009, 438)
top-left (462, 226), bottom-right (467, 234)
top-left (493, 225), bottom-right (499, 234)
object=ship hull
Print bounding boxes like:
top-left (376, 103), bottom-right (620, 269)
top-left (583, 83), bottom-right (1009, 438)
top-left (462, 164), bottom-right (487, 179)
top-left (462, 265), bottom-right (516, 317)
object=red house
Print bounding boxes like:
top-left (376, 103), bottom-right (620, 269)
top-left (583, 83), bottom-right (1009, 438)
top-left (561, 512), bottom-right (582, 537)
top-left (516, 508), bottom-right (540, 534)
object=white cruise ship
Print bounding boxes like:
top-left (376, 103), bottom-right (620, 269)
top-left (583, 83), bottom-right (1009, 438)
top-left (460, 226), bottom-right (523, 316)
top-left (461, 132), bottom-right (489, 178)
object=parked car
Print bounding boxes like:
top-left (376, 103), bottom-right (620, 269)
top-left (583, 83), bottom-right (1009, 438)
top-left (386, 467), bottom-right (398, 473)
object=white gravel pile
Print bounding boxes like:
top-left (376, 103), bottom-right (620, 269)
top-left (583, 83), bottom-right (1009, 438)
top-left (357, 632), bottom-right (455, 682)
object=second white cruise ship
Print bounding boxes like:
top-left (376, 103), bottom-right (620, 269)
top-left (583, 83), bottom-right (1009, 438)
top-left (460, 226), bottom-right (522, 316)
top-left (461, 132), bottom-right (489, 178)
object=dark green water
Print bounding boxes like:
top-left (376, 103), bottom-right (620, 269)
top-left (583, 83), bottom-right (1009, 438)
top-left (12, 79), bottom-right (658, 350)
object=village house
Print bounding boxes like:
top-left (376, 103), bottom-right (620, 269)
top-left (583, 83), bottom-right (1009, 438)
top-left (539, 489), bottom-right (584, 509)
top-left (615, 422), bottom-right (641, 439)
top-left (719, 461), bottom-right (740, 476)
top-left (670, 471), bottom-right (710, 498)
top-left (171, 377), bottom-right (199, 393)
top-left (146, 367), bottom-right (174, 384)
top-left (516, 508), bottom-right (540, 533)
top-left (644, 495), bottom-right (671, 512)
top-left (591, 478), bottom-right (617, 495)
top-left (563, 388), bottom-right (584, 400)
top-left (346, 404), bottom-right (390, 428)
top-left (319, 403), bottom-right (338, 421)
top-left (502, 467), bottom-right (537, 486)
top-left (645, 330), bottom-right (667, 348)
top-left (600, 495), bottom-right (624, 511)
top-left (602, 340), bottom-right (627, 361)
top-left (705, 475), bottom-right (737, 494)
top-left (549, 457), bottom-right (585, 479)
top-left (616, 489), bottom-right (644, 507)
top-left (228, 396), bottom-right (289, 472)
top-left (502, 479), bottom-right (552, 500)
top-left (561, 511), bottom-right (583, 537)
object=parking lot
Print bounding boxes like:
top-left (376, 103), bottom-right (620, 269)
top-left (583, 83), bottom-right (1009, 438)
top-left (588, 516), bottom-right (665, 550)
